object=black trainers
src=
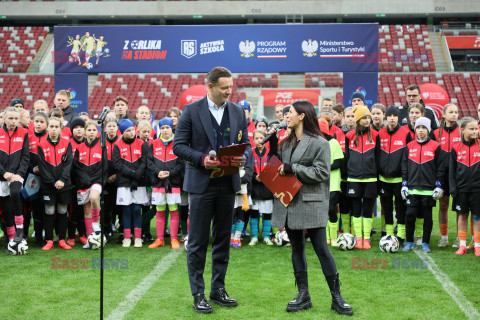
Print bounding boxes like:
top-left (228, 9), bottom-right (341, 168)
top-left (14, 229), bottom-right (24, 243)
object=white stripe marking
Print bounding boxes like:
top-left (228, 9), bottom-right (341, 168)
top-left (106, 249), bottom-right (182, 320)
top-left (415, 250), bottom-right (480, 320)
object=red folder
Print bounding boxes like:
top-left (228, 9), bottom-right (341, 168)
top-left (210, 143), bottom-right (248, 178)
top-left (258, 156), bottom-right (303, 207)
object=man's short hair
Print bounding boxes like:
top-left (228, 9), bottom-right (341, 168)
top-left (207, 66), bottom-right (232, 85)
top-left (332, 104), bottom-right (345, 114)
top-left (113, 95), bottom-right (128, 106)
top-left (406, 84), bottom-right (421, 93)
top-left (322, 98), bottom-right (333, 103)
top-left (55, 90), bottom-right (70, 99)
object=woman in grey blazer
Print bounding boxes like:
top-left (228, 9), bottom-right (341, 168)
top-left (272, 101), bottom-right (353, 316)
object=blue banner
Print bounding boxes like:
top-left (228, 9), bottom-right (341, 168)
top-left (343, 72), bottom-right (378, 108)
top-left (54, 24), bottom-right (378, 73)
top-left (54, 73), bottom-right (88, 114)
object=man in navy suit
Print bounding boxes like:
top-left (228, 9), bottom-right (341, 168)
top-left (173, 66), bottom-right (251, 314)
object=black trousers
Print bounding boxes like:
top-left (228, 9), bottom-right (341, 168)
top-left (187, 179), bottom-right (235, 295)
top-left (286, 226), bottom-right (337, 277)
top-left (380, 182), bottom-right (406, 225)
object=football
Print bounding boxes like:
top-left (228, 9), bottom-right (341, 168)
top-left (379, 235), bottom-right (400, 253)
top-left (337, 233), bottom-right (356, 251)
top-left (104, 48), bottom-right (110, 54)
top-left (7, 239), bottom-right (28, 256)
top-left (86, 63), bottom-right (93, 69)
top-left (87, 231), bottom-right (106, 250)
top-left (274, 230), bottom-right (290, 247)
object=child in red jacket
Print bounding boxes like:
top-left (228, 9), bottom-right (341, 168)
top-left (74, 121), bottom-right (107, 249)
top-left (37, 117), bottom-right (73, 250)
top-left (113, 119), bottom-right (148, 248)
top-left (0, 107), bottom-right (30, 247)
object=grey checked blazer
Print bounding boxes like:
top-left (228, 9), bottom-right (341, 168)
top-left (271, 132), bottom-right (331, 230)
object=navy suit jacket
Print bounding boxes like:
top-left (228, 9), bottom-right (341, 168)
top-left (173, 96), bottom-right (251, 194)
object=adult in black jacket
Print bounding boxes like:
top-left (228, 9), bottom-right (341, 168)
top-left (54, 90), bottom-right (79, 127)
top-left (397, 84), bottom-right (438, 131)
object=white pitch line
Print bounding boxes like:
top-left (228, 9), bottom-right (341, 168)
top-left (106, 249), bottom-right (182, 320)
top-left (415, 250), bottom-right (480, 320)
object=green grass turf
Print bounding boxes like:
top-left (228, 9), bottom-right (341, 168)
top-left (1, 204), bottom-right (479, 320)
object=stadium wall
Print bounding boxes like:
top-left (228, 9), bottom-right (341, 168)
top-left (2, 0), bottom-right (480, 20)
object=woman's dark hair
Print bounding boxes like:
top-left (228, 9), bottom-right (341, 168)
top-left (279, 100), bottom-right (323, 150)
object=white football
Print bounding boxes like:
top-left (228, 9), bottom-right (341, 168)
top-left (275, 231), bottom-right (290, 247)
top-left (7, 239), bottom-right (28, 255)
top-left (379, 235), bottom-right (400, 253)
top-left (87, 231), bottom-right (106, 250)
top-left (337, 233), bottom-right (356, 251)
top-left (86, 63), bottom-right (93, 69)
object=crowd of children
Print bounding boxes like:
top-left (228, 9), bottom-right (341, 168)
top-left (1, 88), bottom-right (480, 257)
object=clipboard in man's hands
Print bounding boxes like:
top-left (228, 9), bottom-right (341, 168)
top-left (258, 156), bottom-right (303, 207)
top-left (210, 143), bottom-right (248, 178)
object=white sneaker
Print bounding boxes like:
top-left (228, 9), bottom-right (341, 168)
top-left (438, 238), bottom-right (449, 248)
top-left (249, 237), bottom-right (258, 246)
top-left (122, 238), bottom-right (131, 248)
top-left (184, 235), bottom-right (188, 250)
top-left (263, 238), bottom-right (274, 246)
top-left (452, 238), bottom-right (460, 248)
top-left (415, 237), bottom-right (422, 246)
top-left (134, 238), bottom-right (142, 248)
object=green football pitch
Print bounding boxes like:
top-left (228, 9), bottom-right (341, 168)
top-left (1, 207), bottom-right (479, 320)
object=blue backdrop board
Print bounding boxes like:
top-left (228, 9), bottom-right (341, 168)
top-left (343, 72), bottom-right (379, 108)
top-left (54, 73), bottom-right (88, 114)
top-left (53, 24), bottom-right (378, 111)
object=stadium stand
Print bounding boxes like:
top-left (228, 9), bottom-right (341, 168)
top-left (0, 74), bottom-right (54, 108)
top-left (0, 26), bottom-right (49, 73)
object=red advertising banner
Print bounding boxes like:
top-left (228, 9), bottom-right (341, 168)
top-left (261, 89), bottom-right (321, 106)
top-left (419, 83), bottom-right (450, 120)
top-left (446, 36), bottom-right (480, 49)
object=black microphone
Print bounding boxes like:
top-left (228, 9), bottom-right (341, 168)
top-left (261, 121), bottom-right (287, 145)
top-left (96, 106), bottom-right (111, 125)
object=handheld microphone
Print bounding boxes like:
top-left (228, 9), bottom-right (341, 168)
top-left (96, 106), bottom-right (111, 125)
top-left (261, 121), bottom-right (287, 145)
top-left (209, 150), bottom-right (217, 161)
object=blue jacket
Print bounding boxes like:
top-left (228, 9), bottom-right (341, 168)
top-left (173, 96), bottom-right (251, 194)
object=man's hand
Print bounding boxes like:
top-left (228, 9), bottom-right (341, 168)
top-left (278, 164), bottom-right (285, 176)
top-left (33, 166), bottom-right (39, 174)
top-left (55, 180), bottom-right (65, 190)
top-left (203, 155), bottom-right (221, 170)
top-left (255, 175), bottom-right (261, 182)
top-left (230, 156), bottom-right (246, 168)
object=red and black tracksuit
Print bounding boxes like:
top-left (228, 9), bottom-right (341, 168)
top-left (27, 129), bottom-right (48, 244)
top-left (113, 136), bottom-right (148, 189)
top-left (67, 137), bottom-right (87, 240)
top-left (449, 139), bottom-right (480, 216)
top-left (434, 123), bottom-right (461, 195)
top-left (344, 128), bottom-right (380, 219)
top-left (0, 125), bottom-right (30, 241)
top-left (378, 125), bottom-right (411, 235)
top-left (402, 137), bottom-right (444, 244)
top-left (73, 137), bottom-right (108, 189)
top-left (148, 139), bottom-right (185, 191)
top-left (37, 136), bottom-right (73, 242)
top-left (113, 136), bottom-right (148, 238)
top-left (104, 134), bottom-right (120, 235)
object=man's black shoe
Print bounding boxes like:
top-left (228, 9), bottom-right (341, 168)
top-left (193, 293), bottom-right (213, 314)
top-left (209, 288), bottom-right (238, 307)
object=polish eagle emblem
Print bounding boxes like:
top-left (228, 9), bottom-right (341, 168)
top-left (239, 40), bottom-right (255, 58)
top-left (302, 39), bottom-right (318, 57)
